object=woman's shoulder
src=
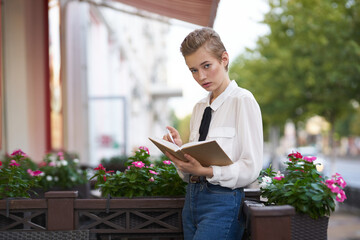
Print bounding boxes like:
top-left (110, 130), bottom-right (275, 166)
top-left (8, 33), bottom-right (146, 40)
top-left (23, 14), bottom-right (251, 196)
top-left (230, 86), bottom-right (256, 100)
top-left (192, 98), bottom-right (207, 113)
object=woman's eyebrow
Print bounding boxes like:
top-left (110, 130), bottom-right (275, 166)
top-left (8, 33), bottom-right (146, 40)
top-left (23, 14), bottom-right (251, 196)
top-left (200, 61), bottom-right (210, 66)
top-left (189, 61), bottom-right (210, 71)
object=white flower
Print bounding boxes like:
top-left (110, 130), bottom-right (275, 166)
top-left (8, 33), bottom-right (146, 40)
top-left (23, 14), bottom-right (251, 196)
top-left (259, 176), bottom-right (272, 188)
top-left (46, 175), bottom-right (53, 181)
top-left (73, 158), bottom-right (79, 164)
top-left (70, 176), bottom-right (76, 182)
top-left (49, 155), bottom-right (56, 162)
top-left (54, 176), bottom-right (59, 182)
top-left (61, 160), bottom-right (68, 166)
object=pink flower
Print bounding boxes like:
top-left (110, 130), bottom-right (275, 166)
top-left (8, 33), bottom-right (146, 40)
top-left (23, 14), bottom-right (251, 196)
top-left (336, 189), bottom-right (347, 202)
top-left (48, 162), bottom-right (56, 167)
top-left (11, 149), bottom-right (26, 157)
top-left (27, 169), bottom-right (43, 176)
top-left (325, 179), bottom-right (340, 193)
top-left (9, 160), bottom-right (20, 167)
top-left (273, 176), bottom-right (284, 181)
top-left (149, 177), bottom-right (154, 182)
top-left (333, 173), bottom-right (347, 188)
top-left (57, 152), bottom-right (64, 156)
top-left (32, 170), bottom-right (43, 176)
top-left (303, 156), bottom-right (317, 163)
top-left (163, 160), bottom-right (172, 165)
top-left (94, 164), bottom-right (106, 171)
top-left (132, 161), bottom-right (145, 168)
top-left (288, 152), bottom-right (303, 160)
top-left (149, 170), bottom-right (158, 175)
top-left (103, 175), bottom-right (107, 182)
top-left (0, 161), bottom-right (2, 167)
top-left (325, 179), bottom-right (335, 185)
top-left (139, 146), bottom-right (150, 155)
top-left (38, 162), bottom-right (47, 167)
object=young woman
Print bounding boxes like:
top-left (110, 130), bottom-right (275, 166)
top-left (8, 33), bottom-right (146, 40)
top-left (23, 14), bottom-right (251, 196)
top-left (163, 27), bottom-right (263, 240)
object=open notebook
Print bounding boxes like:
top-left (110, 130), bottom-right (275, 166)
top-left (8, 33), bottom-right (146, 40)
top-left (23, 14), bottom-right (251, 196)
top-left (149, 137), bottom-right (232, 167)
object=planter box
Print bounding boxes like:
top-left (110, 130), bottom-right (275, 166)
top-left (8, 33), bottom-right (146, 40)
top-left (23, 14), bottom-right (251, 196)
top-left (243, 200), bottom-right (295, 240)
top-left (0, 192), bottom-right (185, 239)
top-left (75, 197), bottom-right (185, 239)
top-left (1, 189), bottom-right (261, 239)
top-left (243, 200), bottom-right (329, 240)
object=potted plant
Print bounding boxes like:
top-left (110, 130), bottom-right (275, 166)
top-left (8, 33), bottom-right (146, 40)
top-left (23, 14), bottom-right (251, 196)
top-left (0, 149), bottom-right (43, 199)
top-left (34, 151), bottom-right (89, 198)
top-left (90, 146), bottom-right (187, 198)
top-left (100, 155), bottom-right (128, 173)
top-left (258, 151), bottom-right (346, 239)
top-left (85, 146), bottom-right (187, 238)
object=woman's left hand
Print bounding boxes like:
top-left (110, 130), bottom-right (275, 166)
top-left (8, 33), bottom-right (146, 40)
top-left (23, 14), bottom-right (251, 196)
top-left (165, 152), bottom-right (213, 178)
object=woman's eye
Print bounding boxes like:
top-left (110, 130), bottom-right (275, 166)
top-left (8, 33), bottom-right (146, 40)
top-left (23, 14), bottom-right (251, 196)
top-left (190, 69), bottom-right (198, 73)
top-left (204, 64), bottom-right (210, 69)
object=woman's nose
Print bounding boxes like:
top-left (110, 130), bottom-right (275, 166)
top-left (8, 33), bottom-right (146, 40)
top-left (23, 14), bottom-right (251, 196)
top-left (198, 69), bottom-right (206, 81)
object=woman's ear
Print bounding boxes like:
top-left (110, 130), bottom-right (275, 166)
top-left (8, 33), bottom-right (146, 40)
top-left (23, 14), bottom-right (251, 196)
top-left (221, 51), bottom-right (229, 67)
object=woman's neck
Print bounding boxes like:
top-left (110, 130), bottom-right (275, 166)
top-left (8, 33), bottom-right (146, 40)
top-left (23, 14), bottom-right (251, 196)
top-left (210, 78), bottom-right (230, 104)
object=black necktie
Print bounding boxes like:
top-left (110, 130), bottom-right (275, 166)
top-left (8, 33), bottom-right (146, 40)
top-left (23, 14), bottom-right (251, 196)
top-left (198, 106), bottom-right (212, 141)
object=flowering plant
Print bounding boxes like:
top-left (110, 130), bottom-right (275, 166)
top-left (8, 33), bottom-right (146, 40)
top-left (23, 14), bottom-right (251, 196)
top-left (258, 152), bottom-right (346, 219)
top-left (90, 146), bottom-right (187, 198)
top-left (37, 151), bottom-right (88, 190)
top-left (0, 149), bottom-right (43, 199)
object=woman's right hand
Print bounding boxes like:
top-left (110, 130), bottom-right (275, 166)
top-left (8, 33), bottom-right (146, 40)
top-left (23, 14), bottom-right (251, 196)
top-left (163, 126), bottom-right (182, 147)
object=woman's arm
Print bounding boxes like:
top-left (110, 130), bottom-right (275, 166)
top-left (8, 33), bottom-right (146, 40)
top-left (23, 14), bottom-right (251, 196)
top-left (207, 96), bottom-right (263, 189)
top-left (165, 152), bottom-right (214, 178)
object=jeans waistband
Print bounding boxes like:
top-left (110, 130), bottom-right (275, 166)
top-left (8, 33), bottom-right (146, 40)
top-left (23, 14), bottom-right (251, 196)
top-left (189, 175), bottom-right (207, 183)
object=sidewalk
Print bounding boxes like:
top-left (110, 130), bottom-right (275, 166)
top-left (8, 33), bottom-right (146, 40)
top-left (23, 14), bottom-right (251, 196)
top-left (328, 207), bottom-right (360, 240)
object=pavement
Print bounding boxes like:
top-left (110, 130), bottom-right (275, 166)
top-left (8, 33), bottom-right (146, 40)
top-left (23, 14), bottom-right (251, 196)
top-left (328, 206), bottom-right (360, 240)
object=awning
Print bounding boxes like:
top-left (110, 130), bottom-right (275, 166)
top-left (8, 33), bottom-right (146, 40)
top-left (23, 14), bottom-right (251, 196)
top-left (114, 0), bottom-right (220, 27)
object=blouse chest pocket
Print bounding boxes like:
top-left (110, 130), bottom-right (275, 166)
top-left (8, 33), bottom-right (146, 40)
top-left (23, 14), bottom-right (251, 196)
top-left (207, 127), bottom-right (235, 159)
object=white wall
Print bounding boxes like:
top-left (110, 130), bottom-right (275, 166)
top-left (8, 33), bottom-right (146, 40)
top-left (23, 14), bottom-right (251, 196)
top-left (2, 0), bottom-right (46, 161)
top-left (64, 1), bottom-right (90, 165)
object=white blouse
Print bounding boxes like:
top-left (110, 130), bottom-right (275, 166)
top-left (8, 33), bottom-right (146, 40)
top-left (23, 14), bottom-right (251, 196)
top-left (181, 80), bottom-right (263, 189)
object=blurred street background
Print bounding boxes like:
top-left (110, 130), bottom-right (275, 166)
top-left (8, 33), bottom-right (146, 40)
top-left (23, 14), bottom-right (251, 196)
top-left (2, 0), bottom-right (360, 238)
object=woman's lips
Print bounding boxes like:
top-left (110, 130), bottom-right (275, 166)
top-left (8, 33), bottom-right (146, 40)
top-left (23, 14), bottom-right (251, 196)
top-left (202, 82), bottom-right (211, 88)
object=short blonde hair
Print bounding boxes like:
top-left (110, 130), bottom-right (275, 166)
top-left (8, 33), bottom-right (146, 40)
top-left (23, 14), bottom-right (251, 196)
top-left (180, 27), bottom-right (228, 71)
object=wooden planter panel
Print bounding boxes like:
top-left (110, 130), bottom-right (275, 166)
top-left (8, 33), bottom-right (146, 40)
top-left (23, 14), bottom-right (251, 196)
top-left (0, 199), bottom-right (46, 209)
top-left (75, 198), bottom-right (185, 238)
top-left (0, 199), bottom-right (47, 231)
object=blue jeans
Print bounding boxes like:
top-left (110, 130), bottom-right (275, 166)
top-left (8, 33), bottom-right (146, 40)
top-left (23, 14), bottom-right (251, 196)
top-left (182, 181), bottom-right (245, 240)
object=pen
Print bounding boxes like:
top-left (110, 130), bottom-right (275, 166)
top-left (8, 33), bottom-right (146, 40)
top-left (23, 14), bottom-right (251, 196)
top-left (166, 128), bottom-right (176, 145)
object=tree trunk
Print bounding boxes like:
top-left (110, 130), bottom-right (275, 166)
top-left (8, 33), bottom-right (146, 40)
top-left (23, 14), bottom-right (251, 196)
top-left (270, 125), bottom-right (281, 171)
top-left (329, 119), bottom-right (337, 176)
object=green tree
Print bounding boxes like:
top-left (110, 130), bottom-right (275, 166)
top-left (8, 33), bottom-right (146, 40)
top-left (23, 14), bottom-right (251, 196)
top-left (230, 0), bottom-right (360, 148)
top-left (178, 114), bottom-right (191, 144)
